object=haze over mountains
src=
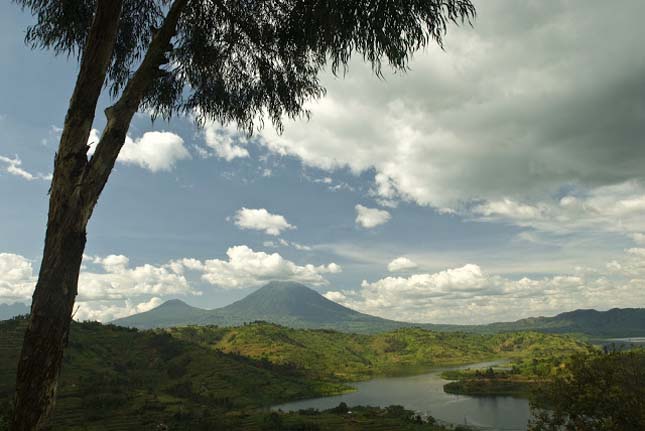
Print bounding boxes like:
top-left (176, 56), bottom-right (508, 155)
top-left (0, 302), bottom-right (29, 321)
top-left (111, 281), bottom-right (423, 333)
top-left (110, 281), bottom-right (645, 337)
top-left (3, 282), bottom-right (643, 337)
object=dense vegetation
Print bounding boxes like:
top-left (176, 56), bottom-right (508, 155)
top-left (529, 349), bottom-right (645, 431)
top-left (0, 316), bottom-right (590, 430)
top-left (165, 322), bottom-right (591, 382)
top-left (0, 317), bottom-right (341, 430)
top-left (441, 353), bottom-right (581, 397)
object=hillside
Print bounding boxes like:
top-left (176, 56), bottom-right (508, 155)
top-left (0, 318), bottom-right (589, 431)
top-left (0, 317), bottom-right (345, 430)
top-left (112, 282), bottom-right (645, 337)
top-left (482, 308), bottom-right (645, 337)
top-left (164, 322), bottom-right (591, 382)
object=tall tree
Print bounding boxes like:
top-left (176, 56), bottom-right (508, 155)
top-left (11, 0), bottom-right (475, 429)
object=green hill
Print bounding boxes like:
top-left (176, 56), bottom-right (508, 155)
top-left (166, 322), bottom-right (591, 382)
top-left (0, 318), bottom-right (346, 430)
top-left (482, 308), bottom-right (645, 337)
top-left (1, 316), bottom-right (591, 430)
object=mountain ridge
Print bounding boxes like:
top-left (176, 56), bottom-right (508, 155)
top-left (112, 281), bottom-right (426, 333)
top-left (110, 281), bottom-right (645, 337)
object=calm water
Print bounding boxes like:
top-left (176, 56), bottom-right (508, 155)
top-left (273, 361), bottom-right (530, 431)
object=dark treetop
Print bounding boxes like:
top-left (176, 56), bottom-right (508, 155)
top-left (17, 0), bottom-right (475, 131)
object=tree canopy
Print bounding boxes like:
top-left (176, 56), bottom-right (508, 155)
top-left (530, 350), bottom-right (645, 431)
top-left (17, 0), bottom-right (475, 131)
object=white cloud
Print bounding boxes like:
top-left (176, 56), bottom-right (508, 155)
top-left (355, 204), bottom-right (391, 229)
top-left (0, 155), bottom-right (51, 181)
top-left (74, 297), bottom-right (163, 322)
top-left (255, 1), bottom-right (645, 240)
top-left (78, 256), bottom-right (196, 301)
top-left (0, 253), bottom-right (37, 301)
top-left (175, 245), bottom-right (341, 289)
top-left (233, 207), bottom-right (295, 236)
top-left (323, 291), bottom-right (347, 302)
top-left (203, 121), bottom-right (249, 161)
top-left (263, 239), bottom-right (312, 251)
top-left (471, 181), bottom-right (645, 238)
top-left (88, 129), bottom-right (190, 172)
top-left (331, 248), bottom-right (645, 324)
top-left (0, 253), bottom-right (197, 322)
top-left (387, 257), bottom-right (418, 272)
top-left (631, 233), bottom-right (645, 245)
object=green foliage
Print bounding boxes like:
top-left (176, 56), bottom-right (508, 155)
top-left (0, 316), bottom-right (591, 430)
top-left (15, 0), bottom-right (475, 127)
top-left (529, 349), bottom-right (645, 431)
top-left (440, 342), bottom-right (593, 397)
top-left (0, 318), bottom-right (336, 430)
top-left (166, 322), bottom-right (591, 383)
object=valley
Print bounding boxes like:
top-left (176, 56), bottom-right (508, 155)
top-left (1, 313), bottom-right (590, 430)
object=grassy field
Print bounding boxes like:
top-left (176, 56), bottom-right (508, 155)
top-left (0, 317), bottom-right (591, 430)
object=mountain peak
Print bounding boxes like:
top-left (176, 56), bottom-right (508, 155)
top-left (159, 299), bottom-right (191, 308)
top-left (259, 281), bottom-right (310, 291)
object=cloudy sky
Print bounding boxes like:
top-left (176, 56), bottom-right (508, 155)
top-left (2, 0), bottom-right (645, 324)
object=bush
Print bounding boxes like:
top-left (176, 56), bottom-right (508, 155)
top-left (530, 350), bottom-right (645, 431)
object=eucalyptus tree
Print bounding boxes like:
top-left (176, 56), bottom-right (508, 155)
top-left (11, 0), bottom-right (475, 429)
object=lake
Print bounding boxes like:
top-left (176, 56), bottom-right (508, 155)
top-left (273, 361), bottom-right (530, 430)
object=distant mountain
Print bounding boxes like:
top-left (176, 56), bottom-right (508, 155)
top-left (112, 281), bottom-right (441, 333)
top-left (0, 302), bottom-right (29, 321)
top-left (112, 282), bottom-right (645, 337)
top-left (482, 308), bottom-right (645, 337)
top-left (110, 298), bottom-right (210, 328)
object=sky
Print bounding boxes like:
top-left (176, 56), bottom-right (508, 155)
top-left (1, 0), bottom-right (645, 325)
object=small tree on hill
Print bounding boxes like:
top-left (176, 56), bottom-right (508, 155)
top-left (11, 0), bottom-right (475, 429)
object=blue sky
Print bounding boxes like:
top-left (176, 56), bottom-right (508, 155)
top-left (2, 1), bottom-right (645, 324)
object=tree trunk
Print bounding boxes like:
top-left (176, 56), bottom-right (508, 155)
top-left (11, 0), bottom-right (186, 428)
top-left (11, 1), bottom-right (124, 429)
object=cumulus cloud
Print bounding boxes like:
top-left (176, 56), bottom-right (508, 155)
top-left (387, 257), bottom-right (418, 272)
top-left (0, 252), bottom-right (199, 322)
top-left (174, 245), bottom-right (341, 289)
top-left (233, 208), bottom-right (295, 236)
top-left (330, 248), bottom-right (645, 324)
top-left (323, 291), bottom-right (347, 302)
top-left (256, 1), bottom-right (645, 238)
top-left (0, 253), bottom-right (37, 301)
top-left (355, 205), bottom-right (391, 229)
top-left (78, 254), bottom-right (196, 301)
top-left (203, 121), bottom-right (250, 161)
top-left (88, 129), bottom-right (190, 172)
top-left (0, 155), bottom-right (51, 181)
top-left (74, 297), bottom-right (163, 322)
top-left (631, 233), bottom-right (645, 245)
top-left (471, 181), bottom-right (645, 238)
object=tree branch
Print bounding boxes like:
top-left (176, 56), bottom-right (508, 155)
top-left (80, 0), bottom-right (188, 214)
